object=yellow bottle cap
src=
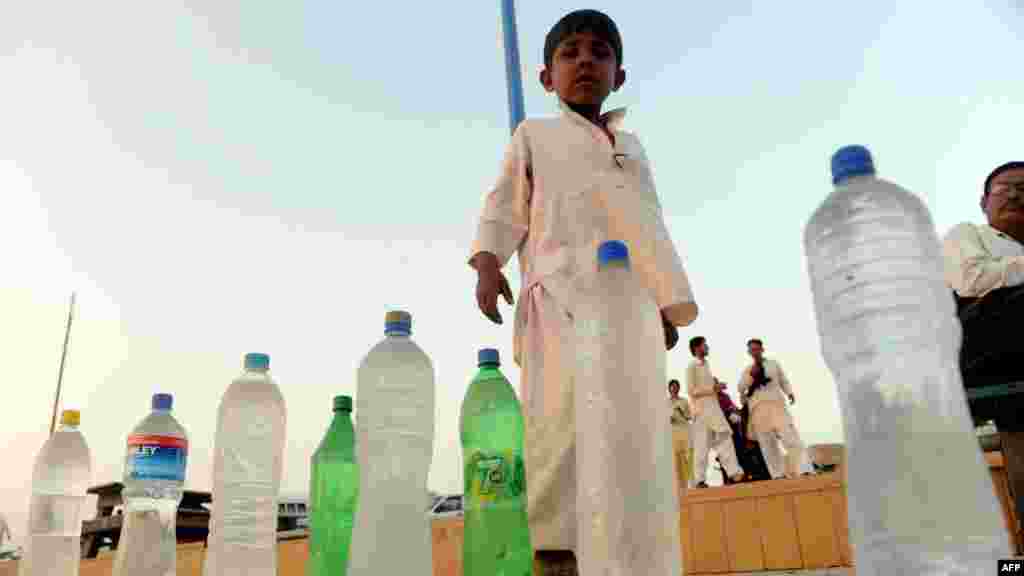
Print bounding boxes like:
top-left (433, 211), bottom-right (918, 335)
top-left (61, 410), bottom-right (81, 427)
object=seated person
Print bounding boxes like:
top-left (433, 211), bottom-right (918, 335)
top-left (944, 160), bottom-right (1024, 550)
top-left (943, 160), bottom-right (1024, 424)
top-left (716, 379), bottom-right (771, 484)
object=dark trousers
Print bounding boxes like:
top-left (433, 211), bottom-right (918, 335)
top-left (720, 407), bottom-right (772, 485)
top-left (958, 285), bottom-right (1024, 552)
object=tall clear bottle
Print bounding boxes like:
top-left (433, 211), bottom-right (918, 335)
top-left (19, 410), bottom-right (92, 576)
top-left (306, 395), bottom-right (359, 576)
top-left (460, 348), bottom-right (532, 576)
top-left (113, 393), bottom-right (189, 576)
top-left (348, 311), bottom-right (435, 575)
top-left (804, 145), bottom-right (1009, 573)
top-left (573, 240), bottom-right (681, 576)
top-left (204, 353), bottom-right (287, 576)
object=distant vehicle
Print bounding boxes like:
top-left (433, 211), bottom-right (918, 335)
top-left (428, 494), bottom-right (463, 519)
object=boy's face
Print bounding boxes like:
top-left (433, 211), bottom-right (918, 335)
top-left (540, 30), bottom-right (625, 107)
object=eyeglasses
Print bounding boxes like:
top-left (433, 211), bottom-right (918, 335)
top-left (989, 182), bottom-right (1024, 197)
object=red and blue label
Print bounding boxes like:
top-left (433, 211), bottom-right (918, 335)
top-left (125, 434), bottom-right (188, 482)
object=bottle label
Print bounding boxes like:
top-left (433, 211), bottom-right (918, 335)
top-left (125, 434), bottom-right (188, 482)
top-left (465, 450), bottom-right (525, 506)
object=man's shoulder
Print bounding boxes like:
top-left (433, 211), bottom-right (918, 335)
top-left (944, 221), bottom-right (984, 243)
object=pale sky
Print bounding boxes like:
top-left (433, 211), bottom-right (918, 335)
top-left (2, 1), bottom-right (1022, 546)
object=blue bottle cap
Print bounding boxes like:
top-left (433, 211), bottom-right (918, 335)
top-left (152, 393), bottom-right (173, 411)
top-left (478, 348), bottom-right (500, 366)
top-left (831, 145), bottom-right (876, 185)
top-left (598, 240), bottom-right (630, 266)
top-left (385, 310), bottom-right (412, 336)
top-left (244, 353), bottom-right (270, 371)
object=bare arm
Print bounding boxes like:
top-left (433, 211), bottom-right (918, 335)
top-left (469, 125), bottom-right (532, 323)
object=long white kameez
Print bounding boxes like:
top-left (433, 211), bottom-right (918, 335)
top-left (470, 101), bottom-right (697, 565)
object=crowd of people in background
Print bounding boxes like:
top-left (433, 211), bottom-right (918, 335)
top-left (669, 337), bottom-right (806, 493)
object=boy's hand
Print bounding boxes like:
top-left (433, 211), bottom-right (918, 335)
top-left (472, 252), bottom-right (514, 325)
top-left (662, 310), bottom-right (678, 350)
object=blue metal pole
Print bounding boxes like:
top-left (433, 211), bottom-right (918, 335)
top-left (501, 0), bottom-right (525, 134)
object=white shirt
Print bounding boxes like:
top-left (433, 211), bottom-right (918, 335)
top-left (469, 99), bottom-right (698, 364)
top-left (738, 358), bottom-right (793, 413)
top-left (687, 358), bottom-right (730, 433)
top-left (943, 222), bottom-right (1024, 298)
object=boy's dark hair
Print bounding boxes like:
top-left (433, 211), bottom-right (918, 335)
top-left (668, 379), bottom-right (680, 388)
top-left (544, 9), bottom-right (623, 69)
top-left (689, 336), bottom-right (705, 356)
top-left (747, 338), bottom-right (764, 347)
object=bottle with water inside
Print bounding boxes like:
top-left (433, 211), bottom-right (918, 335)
top-left (804, 145), bottom-right (1009, 573)
top-left (113, 393), bottom-right (188, 576)
top-left (348, 311), bottom-right (435, 575)
top-left (19, 410), bottom-right (92, 576)
top-left (573, 240), bottom-right (681, 576)
top-left (460, 348), bottom-right (531, 575)
top-left (204, 353), bottom-right (287, 576)
top-left (306, 395), bottom-right (359, 576)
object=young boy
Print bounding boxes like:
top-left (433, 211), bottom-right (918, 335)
top-left (469, 9), bottom-right (698, 574)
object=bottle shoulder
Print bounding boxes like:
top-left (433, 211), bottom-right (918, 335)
top-left (806, 178), bottom-right (935, 243)
top-left (132, 411), bottom-right (188, 440)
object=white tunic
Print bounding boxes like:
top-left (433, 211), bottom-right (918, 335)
top-left (469, 100), bottom-right (698, 555)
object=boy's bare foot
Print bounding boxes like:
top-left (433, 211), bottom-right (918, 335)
top-left (729, 472), bottom-right (745, 483)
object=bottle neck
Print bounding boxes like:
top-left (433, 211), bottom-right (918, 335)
top-left (837, 173), bottom-right (875, 186)
top-left (599, 260), bottom-right (630, 271)
top-left (57, 424), bottom-right (79, 433)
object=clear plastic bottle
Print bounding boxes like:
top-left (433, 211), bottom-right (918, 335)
top-left (804, 145), bottom-right (1009, 574)
top-left (306, 395), bottom-right (359, 576)
top-left (204, 353), bottom-right (287, 576)
top-left (573, 240), bottom-right (681, 576)
top-left (460, 348), bottom-right (532, 576)
top-left (19, 410), bottom-right (92, 576)
top-left (113, 393), bottom-right (189, 576)
top-left (348, 311), bottom-right (435, 575)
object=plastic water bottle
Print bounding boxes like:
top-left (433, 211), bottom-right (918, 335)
top-left (460, 348), bottom-right (531, 576)
top-left (113, 393), bottom-right (188, 576)
top-left (306, 395), bottom-right (359, 576)
top-left (19, 410), bottom-right (92, 576)
top-left (804, 145), bottom-right (1009, 574)
top-left (348, 311), bottom-right (435, 575)
top-left (573, 240), bottom-right (681, 576)
top-left (204, 353), bottom-right (287, 576)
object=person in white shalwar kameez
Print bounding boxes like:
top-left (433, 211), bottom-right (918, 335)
top-left (686, 337), bottom-right (744, 488)
top-left (469, 9), bottom-right (699, 574)
top-left (738, 338), bottom-right (804, 479)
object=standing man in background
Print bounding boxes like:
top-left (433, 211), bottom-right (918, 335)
top-left (687, 337), bottom-right (744, 488)
top-left (668, 379), bottom-right (693, 497)
top-left (739, 338), bottom-right (804, 479)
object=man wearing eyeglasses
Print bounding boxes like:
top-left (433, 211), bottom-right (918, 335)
top-left (943, 160), bottom-right (1024, 553)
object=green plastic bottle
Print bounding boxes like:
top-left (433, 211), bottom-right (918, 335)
top-left (306, 395), bottom-right (359, 576)
top-left (460, 348), bottom-right (532, 575)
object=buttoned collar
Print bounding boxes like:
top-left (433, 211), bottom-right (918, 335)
top-left (557, 98), bottom-right (627, 132)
